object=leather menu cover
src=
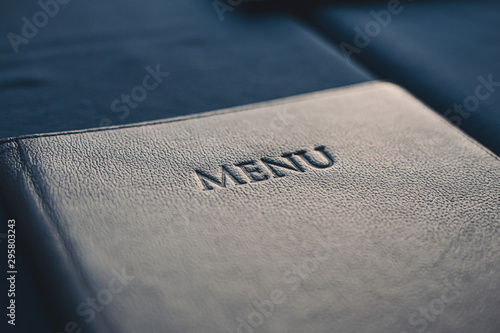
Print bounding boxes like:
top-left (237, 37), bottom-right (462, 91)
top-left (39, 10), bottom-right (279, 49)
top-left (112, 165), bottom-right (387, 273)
top-left (0, 82), bottom-right (499, 333)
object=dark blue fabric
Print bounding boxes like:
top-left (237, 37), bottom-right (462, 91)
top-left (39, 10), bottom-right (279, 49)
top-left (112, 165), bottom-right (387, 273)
top-left (0, 0), bottom-right (371, 139)
top-left (310, 0), bottom-right (500, 155)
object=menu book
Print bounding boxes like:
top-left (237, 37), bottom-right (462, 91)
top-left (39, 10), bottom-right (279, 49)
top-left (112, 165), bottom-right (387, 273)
top-left (1, 82), bottom-right (499, 333)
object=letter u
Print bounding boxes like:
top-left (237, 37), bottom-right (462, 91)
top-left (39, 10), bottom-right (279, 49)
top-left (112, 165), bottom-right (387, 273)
top-left (296, 146), bottom-right (334, 169)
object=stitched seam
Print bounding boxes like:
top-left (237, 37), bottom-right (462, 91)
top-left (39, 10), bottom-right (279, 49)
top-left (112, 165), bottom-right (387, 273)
top-left (395, 87), bottom-right (500, 162)
top-left (437, 115), bottom-right (500, 162)
top-left (2, 81), bottom-right (497, 163)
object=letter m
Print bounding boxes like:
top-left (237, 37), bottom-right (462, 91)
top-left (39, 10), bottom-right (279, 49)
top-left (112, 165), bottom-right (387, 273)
top-left (195, 166), bottom-right (246, 190)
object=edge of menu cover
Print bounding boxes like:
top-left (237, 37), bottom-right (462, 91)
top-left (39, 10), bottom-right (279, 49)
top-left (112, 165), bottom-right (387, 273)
top-left (0, 82), bottom-right (377, 144)
top-left (0, 140), bottom-right (113, 332)
top-left (1, 81), bottom-right (497, 161)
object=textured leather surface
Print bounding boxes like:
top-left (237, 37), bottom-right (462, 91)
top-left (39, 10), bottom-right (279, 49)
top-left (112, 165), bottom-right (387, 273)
top-left (309, 0), bottom-right (500, 156)
top-left (0, 0), bottom-right (372, 139)
top-left (1, 82), bottom-right (499, 332)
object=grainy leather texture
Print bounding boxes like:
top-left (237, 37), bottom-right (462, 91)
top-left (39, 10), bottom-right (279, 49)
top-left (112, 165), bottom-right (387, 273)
top-left (1, 82), bottom-right (499, 333)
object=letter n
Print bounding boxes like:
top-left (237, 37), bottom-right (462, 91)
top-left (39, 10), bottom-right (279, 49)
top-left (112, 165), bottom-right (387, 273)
top-left (261, 157), bottom-right (304, 177)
